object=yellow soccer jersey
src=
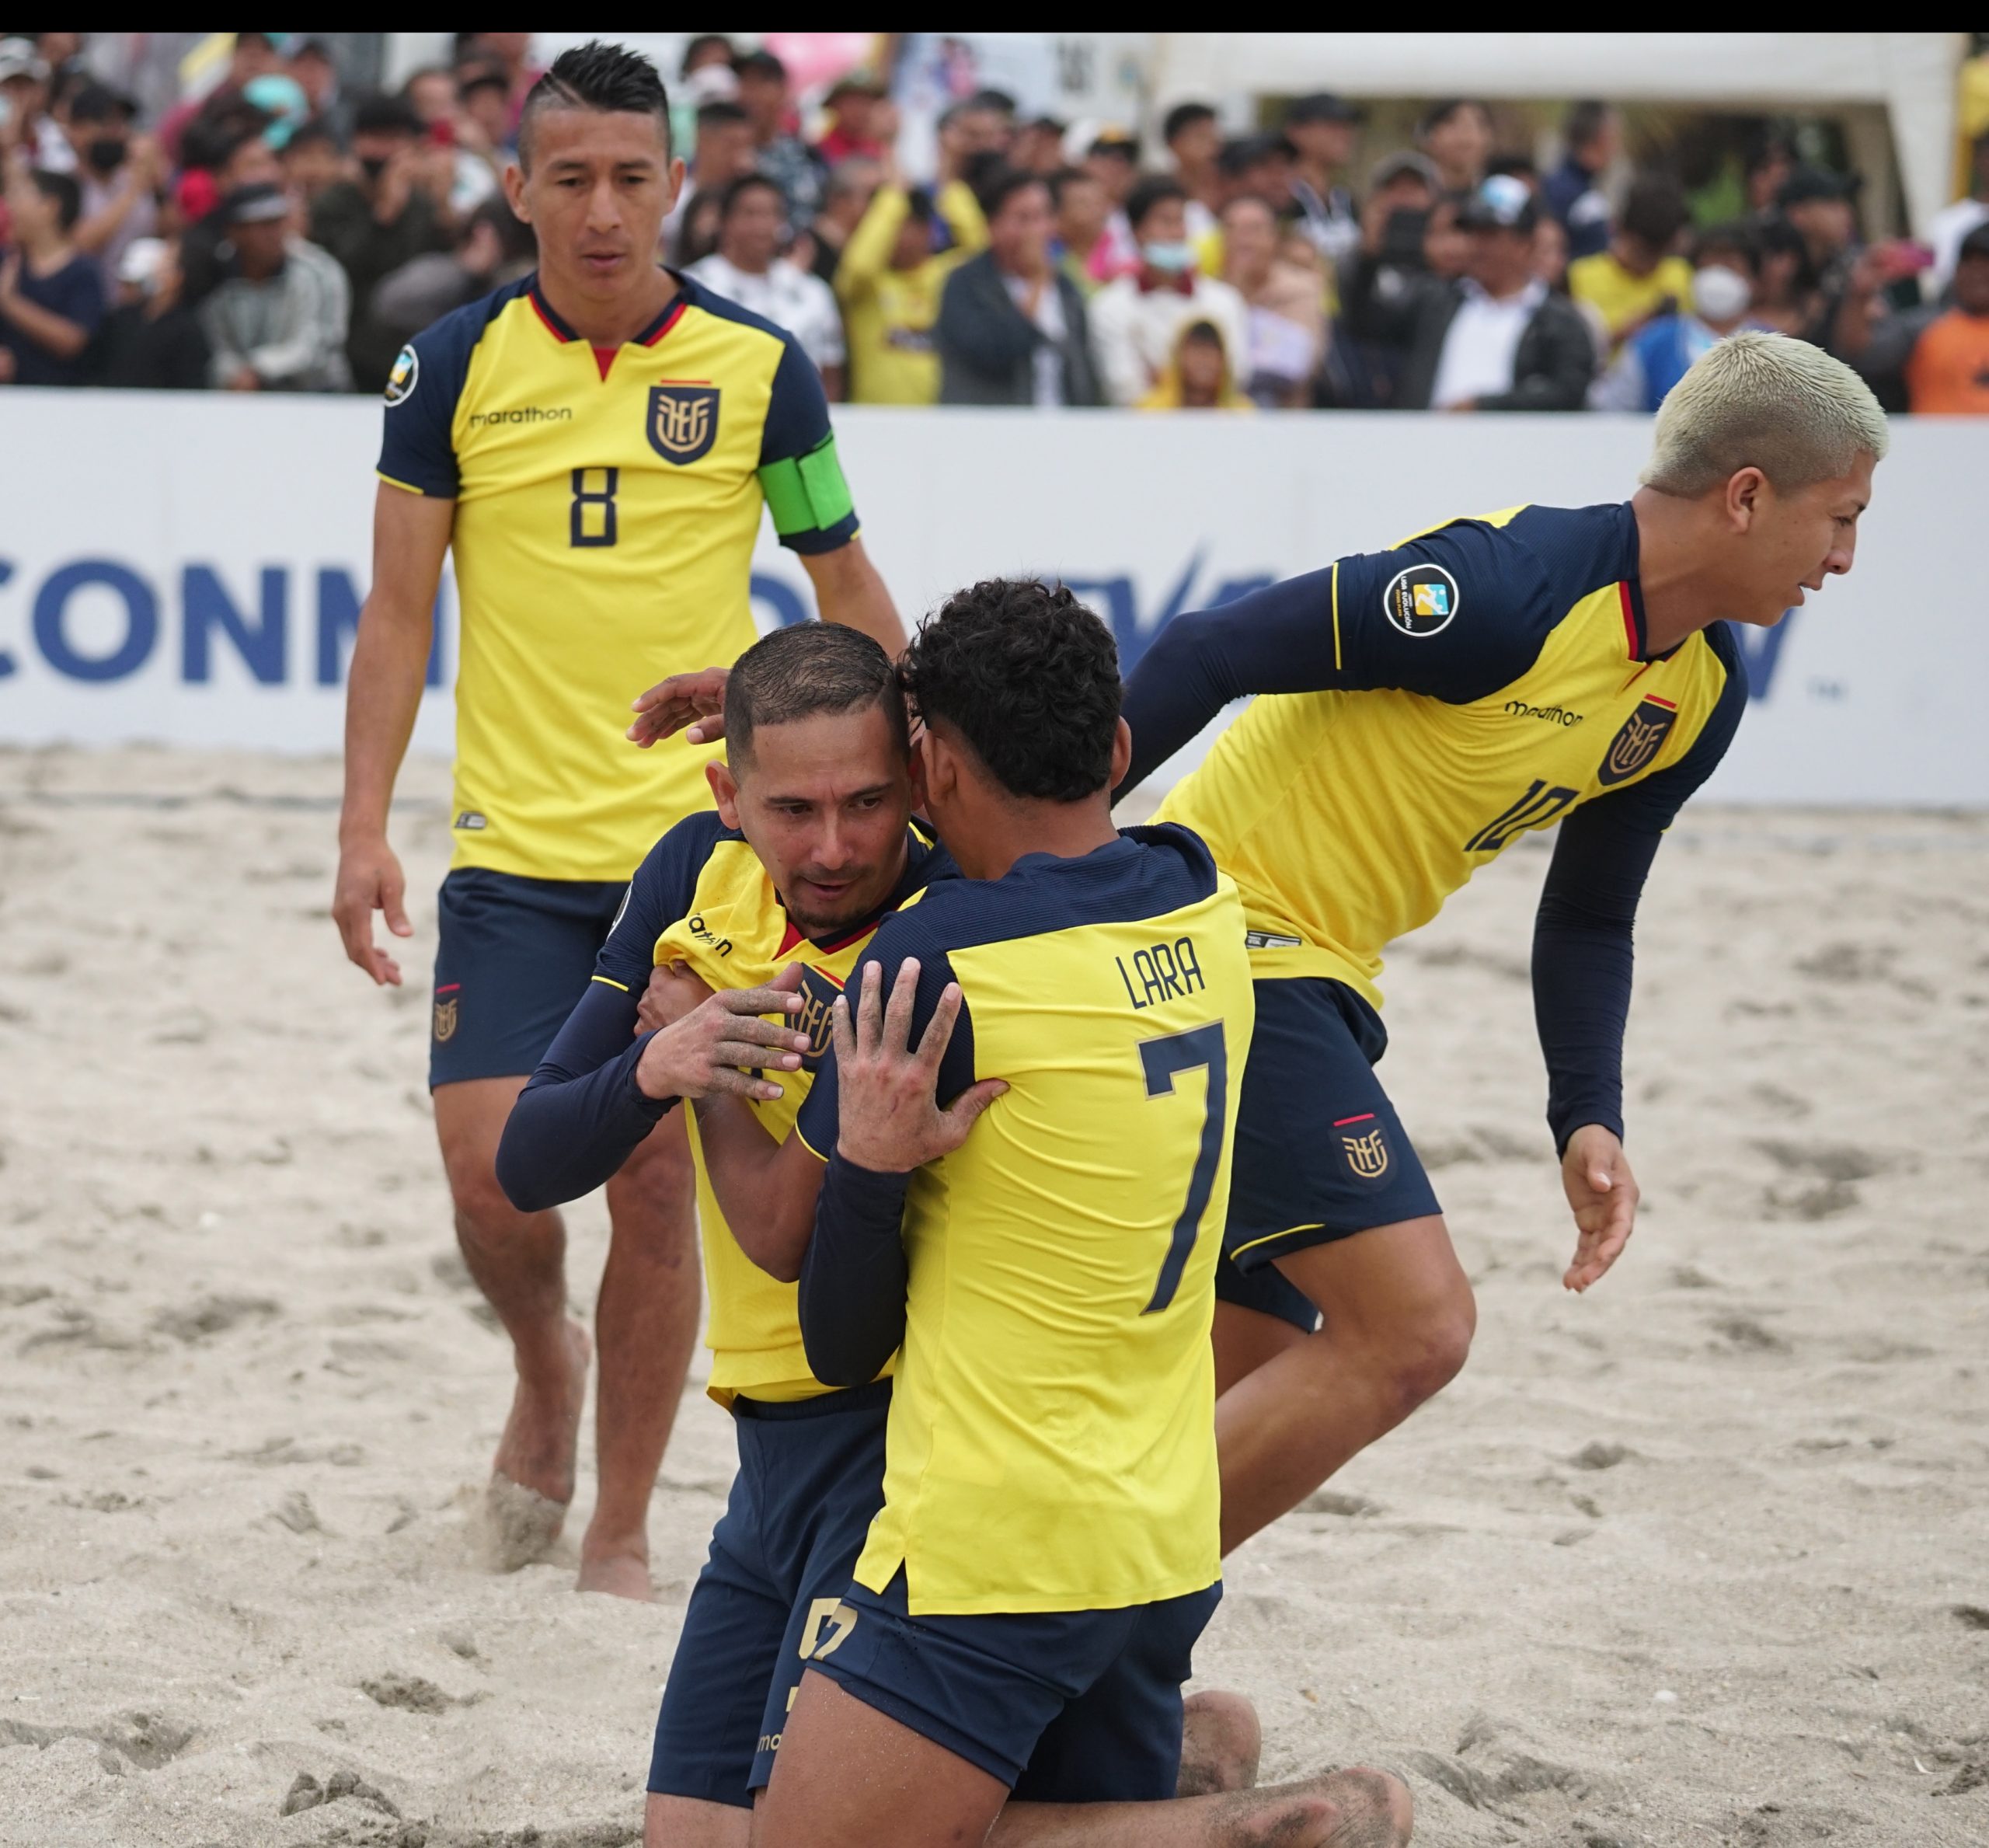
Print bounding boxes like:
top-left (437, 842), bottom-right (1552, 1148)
top-left (795, 825), bottom-right (1254, 1616)
top-left (376, 271), bottom-right (861, 883)
top-left (592, 812), bottom-right (942, 1404)
top-left (1135, 503), bottom-right (1748, 1007)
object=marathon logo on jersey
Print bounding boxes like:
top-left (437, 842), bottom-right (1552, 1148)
top-left (647, 384), bottom-right (719, 464)
top-left (1597, 696), bottom-right (1678, 785)
top-left (385, 344), bottom-right (418, 406)
top-left (1381, 563), bottom-right (1460, 638)
top-left (793, 966), bottom-right (845, 1066)
top-left (1336, 1113), bottom-right (1391, 1184)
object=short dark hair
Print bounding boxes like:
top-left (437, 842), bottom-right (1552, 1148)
top-left (696, 98), bottom-right (749, 133)
top-left (1163, 101), bottom-right (1216, 145)
top-left (903, 581), bottom-right (1120, 804)
top-left (351, 91), bottom-right (423, 140)
top-left (726, 623), bottom-right (907, 769)
top-left (1125, 174), bottom-right (1187, 234)
top-left (1047, 165), bottom-right (1097, 208)
top-left (1692, 221), bottom-right (1758, 274)
top-left (457, 61), bottom-right (510, 100)
top-left (681, 33), bottom-right (733, 76)
top-left (284, 118), bottom-right (338, 155)
top-left (30, 167), bottom-right (81, 232)
top-left (732, 48), bottom-right (785, 85)
top-left (1562, 100), bottom-right (1611, 152)
top-left (518, 40), bottom-right (671, 169)
top-left (1621, 173), bottom-right (1689, 249)
top-left (1419, 98), bottom-right (1487, 138)
top-left (981, 167), bottom-right (1047, 223)
top-left (718, 171), bottom-right (783, 221)
top-left (1956, 221), bottom-right (1989, 266)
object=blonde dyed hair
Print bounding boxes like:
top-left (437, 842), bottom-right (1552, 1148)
top-left (1641, 330), bottom-right (1889, 498)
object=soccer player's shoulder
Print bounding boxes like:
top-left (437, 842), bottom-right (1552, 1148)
top-left (387, 274), bottom-right (535, 406)
top-left (675, 270), bottom-right (806, 363)
top-left (628, 808), bottom-right (738, 916)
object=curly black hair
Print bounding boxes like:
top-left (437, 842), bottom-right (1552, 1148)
top-left (902, 579), bottom-right (1120, 804)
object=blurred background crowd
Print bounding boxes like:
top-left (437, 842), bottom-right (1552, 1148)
top-left (3, 30), bottom-right (1987, 414)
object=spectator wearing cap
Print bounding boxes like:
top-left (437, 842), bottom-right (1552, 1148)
top-left (836, 159), bottom-right (986, 404)
top-left (1285, 93), bottom-right (1364, 263)
top-left (1569, 173), bottom-right (1692, 350)
top-left (90, 235), bottom-right (211, 390)
top-left (1162, 103), bottom-right (1224, 242)
top-left (0, 38), bottom-right (74, 172)
top-left (1343, 174), bottom-right (1593, 411)
top-left (1930, 132), bottom-right (1989, 297)
top-left (0, 166), bottom-right (106, 385)
top-left (1138, 317), bottom-right (1252, 411)
top-left (733, 49), bottom-right (826, 230)
top-left (1840, 221), bottom-right (1989, 415)
top-left (1089, 175), bottom-right (1249, 406)
top-left (199, 182), bottom-right (351, 392)
top-left (690, 173), bottom-right (847, 399)
top-left (1219, 192), bottom-right (1323, 407)
top-left (63, 84), bottom-right (165, 290)
top-left (935, 169), bottom-right (1100, 407)
top-left (817, 74), bottom-right (889, 166)
top-left (177, 127), bottom-right (287, 309)
top-left (1418, 99), bottom-right (1493, 195)
top-left (310, 92), bottom-right (455, 392)
top-left (1542, 101), bottom-right (1618, 263)
top-left (1592, 223), bottom-right (1761, 413)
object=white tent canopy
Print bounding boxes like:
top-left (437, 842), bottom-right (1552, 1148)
top-left (1150, 33), bottom-right (1967, 236)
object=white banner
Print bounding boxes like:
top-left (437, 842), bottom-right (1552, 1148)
top-left (0, 389), bottom-right (1983, 804)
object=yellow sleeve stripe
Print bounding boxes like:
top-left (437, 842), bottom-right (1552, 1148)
top-left (792, 1123), bottom-right (833, 1163)
top-left (376, 469), bottom-right (425, 495)
top-left (1330, 562), bottom-right (1343, 675)
top-left (1230, 1223), bottom-right (1328, 1262)
top-left (590, 975), bottom-right (630, 992)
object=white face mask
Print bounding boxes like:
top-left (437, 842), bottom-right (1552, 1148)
top-left (1691, 263), bottom-right (1752, 324)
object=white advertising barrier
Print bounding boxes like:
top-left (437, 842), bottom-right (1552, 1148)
top-left (0, 389), bottom-right (1984, 804)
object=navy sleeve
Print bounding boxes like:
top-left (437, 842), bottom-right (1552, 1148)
top-left (495, 982), bottom-right (674, 1212)
top-left (1531, 625), bottom-right (1747, 1151)
top-left (1120, 521), bottom-right (1557, 794)
top-left (757, 334), bottom-right (860, 555)
top-left (375, 293), bottom-right (498, 497)
top-left (594, 811), bottom-right (729, 992)
top-left (792, 915), bottom-right (974, 1386)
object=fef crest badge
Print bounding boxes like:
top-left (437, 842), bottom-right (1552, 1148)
top-left (793, 967), bottom-right (845, 1067)
top-left (433, 996), bottom-right (459, 1042)
top-left (647, 383), bottom-right (719, 464)
top-left (1337, 1114), bottom-right (1392, 1184)
top-left (1597, 696), bottom-right (1679, 786)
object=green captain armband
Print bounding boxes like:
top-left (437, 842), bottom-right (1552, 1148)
top-left (758, 434), bottom-right (855, 542)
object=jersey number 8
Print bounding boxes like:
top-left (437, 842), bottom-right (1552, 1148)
top-left (1138, 1023), bottom-right (1228, 1315)
top-left (571, 467), bottom-right (619, 548)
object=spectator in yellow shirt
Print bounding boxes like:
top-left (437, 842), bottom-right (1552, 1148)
top-left (1137, 317), bottom-right (1254, 410)
top-left (1569, 174), bottom-right (1692, 350)
top-left (835, 160), bottom-right (987, 404)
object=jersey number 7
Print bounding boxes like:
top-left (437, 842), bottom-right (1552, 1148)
top-left (1138, 1023), bottom-right (1228, 1316)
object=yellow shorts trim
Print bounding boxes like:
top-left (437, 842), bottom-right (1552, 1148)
top-left (1229, 1223), bottom-right (1327, 1261)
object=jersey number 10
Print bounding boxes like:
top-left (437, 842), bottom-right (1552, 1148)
top-left (1138, 1023), bottom-right (1228, 1315)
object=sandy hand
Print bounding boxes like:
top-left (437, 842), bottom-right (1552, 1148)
top-left (1561, 1124), bottom-right (1639, 1292)
top-left (637, 962), bottom-right (715, 1034)
top-left (627, 665), bottom-right (730, 748)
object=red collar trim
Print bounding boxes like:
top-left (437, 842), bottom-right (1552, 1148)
top-left (775, 916), bottom-right (876, 959)
top-left (529, 277), bottom-right (688, 373)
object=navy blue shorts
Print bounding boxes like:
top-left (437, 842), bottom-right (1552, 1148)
top-left (429, 868), bottom-right (629, 1088)
top-left (648, 1382), bottom-right (893, 1807)
top-left (805, 1570), bottom-right (1222, 1801)
top-left (1222, 977), bottom-right (1441, 1277)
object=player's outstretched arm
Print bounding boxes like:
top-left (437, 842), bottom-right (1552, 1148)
top-left (332, 484), bottom-right (452, 985)
top-left (802, 535), bottom-right (904, 657)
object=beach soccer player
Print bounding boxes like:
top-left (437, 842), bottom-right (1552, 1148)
top-left (330, 40), bottom-right (900, 1598)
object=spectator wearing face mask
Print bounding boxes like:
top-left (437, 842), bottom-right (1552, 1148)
top-left (1089, 175), bottom-right (1249, 407)
top-left (0, 166), bottom-right (106, 385)
top-left (89, 235), bottom-right (211, 389)
top-left (1343, 175), bottom-right (1594, 412)
top-left (1591, 224), bottom-right (1760, 413)
top-left (1839, 221), bottom-right (1989, 416)
top-left (198, 182), bottom-right (350, 392)
top-left (935, 169), bottom-right (1100, 406)
top-left (1137, 316), bottom-right (1252, 411)
top-left (689, 173), bottom-right (846, 399)
top-left (60, 85), bottom-right (164, 290)
top-left (836, 158), bottom-right (987, 404)
top-left (1569, 173), bottom-right (1693, 350)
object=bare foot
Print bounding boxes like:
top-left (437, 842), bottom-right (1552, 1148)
top-left (576, 1541), bottom-right (655, 1601)
top-left (479, 1320), bottom-right (590, 1571)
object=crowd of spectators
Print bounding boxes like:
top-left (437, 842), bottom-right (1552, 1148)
top-left (2, 31), bottom-right (1984, 416)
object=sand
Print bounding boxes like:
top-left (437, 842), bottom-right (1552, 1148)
top-left (0, 744), bottom-right (1984, 1848)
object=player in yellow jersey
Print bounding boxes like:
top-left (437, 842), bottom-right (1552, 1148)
top-left (329, 43), bottom-right (901, 1599)
top-left (497, 619), bottom-right (1409, 1847)
top-left (1116, 333), bottom-right (1890, 1550)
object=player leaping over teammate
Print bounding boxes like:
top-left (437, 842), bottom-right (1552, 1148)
top-left (1116, 331), bottom-right (1889, 1549)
